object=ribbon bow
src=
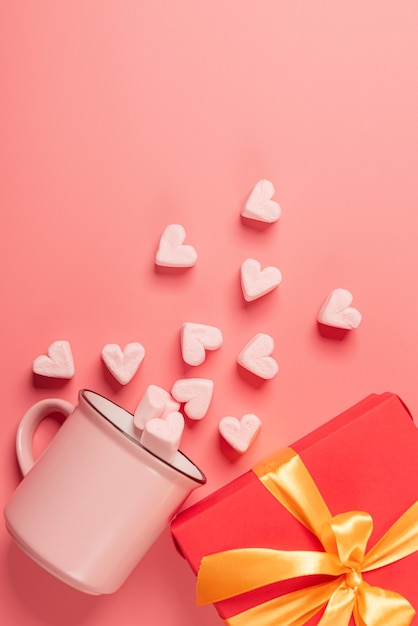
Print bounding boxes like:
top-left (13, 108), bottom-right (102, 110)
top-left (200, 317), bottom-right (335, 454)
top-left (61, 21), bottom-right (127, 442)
top-left (197, 448), bottom-right (418, 626)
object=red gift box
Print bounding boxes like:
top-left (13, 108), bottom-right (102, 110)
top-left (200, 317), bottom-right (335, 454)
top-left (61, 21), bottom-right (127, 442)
top-left (171, 393), bottom-right (418, 625)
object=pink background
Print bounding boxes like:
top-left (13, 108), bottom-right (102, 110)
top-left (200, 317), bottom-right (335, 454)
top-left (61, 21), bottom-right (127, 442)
top-left (1, 1), bottom-right (417, 624)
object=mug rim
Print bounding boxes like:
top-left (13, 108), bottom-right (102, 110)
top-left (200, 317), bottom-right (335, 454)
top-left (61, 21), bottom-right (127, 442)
top-left (80, 389), bottom-right (207, 485)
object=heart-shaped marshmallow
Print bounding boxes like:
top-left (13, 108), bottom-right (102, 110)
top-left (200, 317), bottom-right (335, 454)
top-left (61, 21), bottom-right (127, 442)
top-left (140, 411), bottom-right (185, 463)
top-left (318, 288), bottom-right (362, 329)
top-left (181, 322), bottom-right (223, 366)
top-left (171, 378), bottom-right (214, 420)
top-left (32, 340), bottom-right (75, 379)
top-left (101, 342), bottom-right (145, 385)
top-left (134, 384), bottom-right (180, 430)
top-left (155, 224), bottom-right (197, 267)
top-left (219, 413), bottom-right (262, 454)
top-left (241, 179), bottom-right (281, 223)
top-left (238, 333), bottom-right (279, 379)
top-left (240, 258), bottom-right (282, 301)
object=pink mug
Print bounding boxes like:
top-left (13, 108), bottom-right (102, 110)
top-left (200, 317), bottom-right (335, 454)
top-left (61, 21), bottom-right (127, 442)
top-left (4, 389), bottom-right (206, 594)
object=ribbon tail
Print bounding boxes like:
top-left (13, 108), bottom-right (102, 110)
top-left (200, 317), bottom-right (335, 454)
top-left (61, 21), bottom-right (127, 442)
top-left (317, 584), bottom-right (356, 626)
top-left (355, 582), bottom-right (416, 626)
top-left (363, 501), bottom-right (418, 571)
top-left (223, 579), bottom-right (343, 626)
top-left (197, 548), bottom-right (343, 605)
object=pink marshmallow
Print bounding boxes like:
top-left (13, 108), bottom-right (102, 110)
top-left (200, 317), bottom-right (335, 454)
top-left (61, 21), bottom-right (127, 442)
top-left (317, 288), bottom-right (362, 329)
top-left (181, 322), bottom-right (223, 366)
top-left (32, 340), bottom-right (75, 379)
top-left (101, 342), bottom-right (145, 385)
top-left (241, 179), bottom-right (281, 223)
top-left (240, 258), bottom-right (282, 301)
top-left (133, 384), bottom-right (180, 430)
top-left (155, 224), bottom-right (197, 267)
top-left (237, 333), bottom-right (279, 379)
top-left (171, 378), bottom-right (214, 420)
top-left (219, 413), bottom-right (262, 454)
top-left (140, 411), bottom-right (185, 463)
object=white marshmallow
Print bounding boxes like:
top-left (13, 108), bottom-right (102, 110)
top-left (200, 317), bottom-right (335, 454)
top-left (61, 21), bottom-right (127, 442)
top-left (237, 333), bottom-right (279, 379)
top-left (181, 322), bottom-right (223, 366)
top-left (241, 179), bottom-right (281, 223)
top-left (318, 288), bottom-right (362, 329)
top-left (171, 378), bottom-right (214, 420)
top-left (155, 224), bottom-right (197, 267)
top-left (140, 411), bottom-right (185, 463)
top-left (218, 413), bottom-right (262, 454)
top-left (133, 384), bottom-right (180, 430)
top-left (101, 342), bottom-right (145, 385)
top-left (32, 340), bottom-right (75, 379)
top-left (240, 258), bottom-right (282, 301)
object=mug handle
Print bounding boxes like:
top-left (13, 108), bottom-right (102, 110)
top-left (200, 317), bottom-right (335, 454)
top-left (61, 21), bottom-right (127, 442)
top-left (16, 398), bottom-right (75, 476)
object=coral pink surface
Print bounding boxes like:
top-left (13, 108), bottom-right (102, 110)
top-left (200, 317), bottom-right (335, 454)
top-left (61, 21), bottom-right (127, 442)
top-left (1, 2), bottom-right (418, 625)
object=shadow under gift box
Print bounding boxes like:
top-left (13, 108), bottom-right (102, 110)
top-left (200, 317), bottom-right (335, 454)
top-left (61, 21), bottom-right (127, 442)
top-left (171, 393), bottom-right (418, 625)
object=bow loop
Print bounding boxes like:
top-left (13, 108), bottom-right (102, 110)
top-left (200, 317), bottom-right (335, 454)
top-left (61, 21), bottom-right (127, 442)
top-left (321, 511), bottom-right (373, 566)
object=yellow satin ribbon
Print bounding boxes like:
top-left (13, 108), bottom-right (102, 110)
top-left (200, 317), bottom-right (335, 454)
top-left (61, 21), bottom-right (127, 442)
top-left (197, 448), bottom-right (418, 626)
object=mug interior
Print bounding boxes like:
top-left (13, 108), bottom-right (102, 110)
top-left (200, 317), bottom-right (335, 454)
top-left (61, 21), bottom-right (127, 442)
top-left (82, 390), bottom-right (206, 484)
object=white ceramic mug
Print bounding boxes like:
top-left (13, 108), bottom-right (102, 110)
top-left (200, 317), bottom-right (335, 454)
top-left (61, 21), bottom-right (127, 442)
top-left (4, 389), bottom-right (206, 594)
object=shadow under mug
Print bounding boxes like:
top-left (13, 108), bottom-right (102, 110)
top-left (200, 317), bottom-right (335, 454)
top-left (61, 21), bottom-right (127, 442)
top-left (4, 389), bottom-right (206, 594)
